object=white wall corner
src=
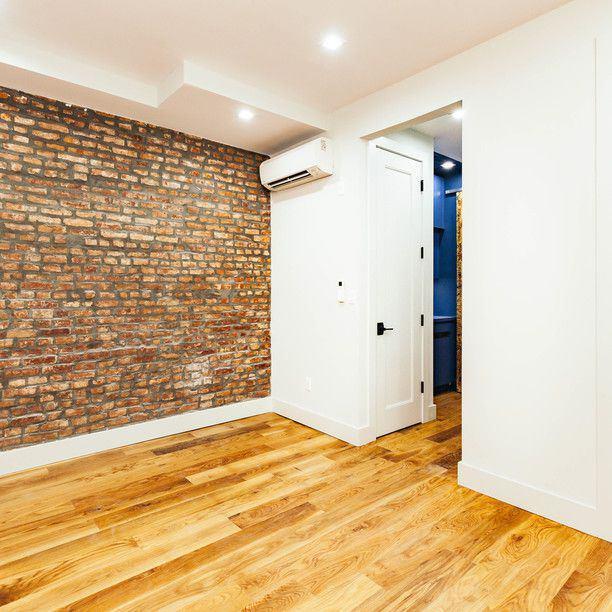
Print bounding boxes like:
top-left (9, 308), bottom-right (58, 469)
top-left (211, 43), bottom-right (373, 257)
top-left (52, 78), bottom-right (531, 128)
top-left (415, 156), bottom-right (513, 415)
top-left (0, 396), bottom-right (274, 478)
top-left (424, 403), bottom-right (437, 422)
top-left (273, 399), bottom-right (376, 446)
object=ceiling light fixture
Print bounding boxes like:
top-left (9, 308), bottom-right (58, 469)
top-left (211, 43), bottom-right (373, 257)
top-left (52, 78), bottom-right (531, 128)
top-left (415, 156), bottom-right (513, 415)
top-left (238, 108), bottom-right (254, 121)
top-left (441, 160), bottom-right (456, 170)
top-left (321, 33), bottom-right (345, 51)
top-left (452, 108), bottom-right (464, 120)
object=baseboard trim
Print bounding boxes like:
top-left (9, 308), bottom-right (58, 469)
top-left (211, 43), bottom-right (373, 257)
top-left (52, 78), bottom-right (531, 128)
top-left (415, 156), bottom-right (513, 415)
top-left (458, 461), bottom-right (609, 541)
top-left (0, 397), bottom-right (273, 477)
top-left (0, 396), bottom-right (373, 477)
top-left (273, 399), bottom-right (375, 446)
top-left (424, 402), bottom-right (437, 422)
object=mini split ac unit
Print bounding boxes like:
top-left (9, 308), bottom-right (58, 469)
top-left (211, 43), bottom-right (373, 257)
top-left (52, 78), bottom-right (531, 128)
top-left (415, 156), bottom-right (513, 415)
top-left (260, 138), bottom-right (333, 191)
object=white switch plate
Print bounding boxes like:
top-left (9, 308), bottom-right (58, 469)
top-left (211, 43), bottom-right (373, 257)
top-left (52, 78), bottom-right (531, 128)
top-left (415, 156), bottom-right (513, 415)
top-left (305, 376), bottom-right (312, 392)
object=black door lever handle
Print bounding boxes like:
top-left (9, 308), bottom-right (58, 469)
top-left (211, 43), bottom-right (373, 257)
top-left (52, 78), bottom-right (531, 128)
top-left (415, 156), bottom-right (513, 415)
top-left (377, 322), bottom-right (394, 336)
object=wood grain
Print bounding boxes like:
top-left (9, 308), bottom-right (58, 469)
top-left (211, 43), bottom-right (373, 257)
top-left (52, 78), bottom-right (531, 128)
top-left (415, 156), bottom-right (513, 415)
top-left (0, 392), bottom-right (609, 610)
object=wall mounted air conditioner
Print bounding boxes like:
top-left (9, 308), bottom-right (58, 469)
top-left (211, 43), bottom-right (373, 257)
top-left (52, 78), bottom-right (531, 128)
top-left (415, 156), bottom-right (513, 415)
top-left (260, 137), bottom-right (333, 191)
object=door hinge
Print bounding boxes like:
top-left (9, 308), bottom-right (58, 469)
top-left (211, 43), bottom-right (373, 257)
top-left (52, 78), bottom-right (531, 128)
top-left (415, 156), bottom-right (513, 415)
top-left (420, 381), bottom-right (424, 394)
top-left (420, 246), bottom-right (424, 259)
top-left (420, 314), bottom-right (424, 326)
top-left (420, 179), bottom-right (424, 192)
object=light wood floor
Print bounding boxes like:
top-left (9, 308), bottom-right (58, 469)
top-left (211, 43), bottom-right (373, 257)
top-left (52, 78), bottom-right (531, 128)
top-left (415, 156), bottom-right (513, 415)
top-left (0, 393), bottom-right (610, 610)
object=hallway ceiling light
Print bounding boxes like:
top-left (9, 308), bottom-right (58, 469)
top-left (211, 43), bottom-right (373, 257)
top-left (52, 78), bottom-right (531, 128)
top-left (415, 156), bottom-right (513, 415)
top-left (321, 33), bottom-right (345, 51)
top-left (238, 108), bottom-right (254, 121)
top-left (441, 160), bottom-right (456, 170)
top-left (452, 108), bottom-right (464, 120)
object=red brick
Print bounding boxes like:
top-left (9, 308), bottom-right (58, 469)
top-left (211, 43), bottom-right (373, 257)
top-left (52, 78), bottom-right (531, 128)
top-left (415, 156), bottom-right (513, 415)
top-left (0, 85), bottom-right (271, 450)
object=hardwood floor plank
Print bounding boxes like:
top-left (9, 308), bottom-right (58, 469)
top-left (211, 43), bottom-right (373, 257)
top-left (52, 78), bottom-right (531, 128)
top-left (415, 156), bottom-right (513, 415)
top-left (357, 494), bottom-right (527, 610)
top-left (124, 472), bottom-right (450, 610)
top-left (421, 514), bottom-right (593, 611)
top-left (550, 540), bottom-right (612, 610)
top-left (0, 513), bottom-right (241, 609)
top-left (490, 529), bottom-right (595, 610)
top-left (433, 448), bottom-right (462, 470)
top-left (151, 421), bottom-right (272, 455)
top-left (426, 424), bottom-right (461, 443)
top-left (296, 573), bottom-right (382, 611)
top-left (0, 512), bottom-right (99, 566)
top-left (63, 503), bottom-right (319, 610)
top-left (0, 392), bottom-right (609, 610)
top-left (186, 435), bottom-right (343, 485)
top-left (93, 473), bottom-right (246, 530)
top-left (0, 467), bottom-right (50, 496)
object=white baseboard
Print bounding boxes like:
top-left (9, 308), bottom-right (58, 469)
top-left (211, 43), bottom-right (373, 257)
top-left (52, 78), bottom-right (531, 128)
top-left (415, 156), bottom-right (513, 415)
top-left (0, 397), bottom-right (273, 477)
top-left (273, 399), bottom-right (376, 446)
top-left (458, 461), bottom-right (610, 541)
top-left (424, 402), bottom-right (437, 422)
top-left (0, 396), bottom-right (373, 478)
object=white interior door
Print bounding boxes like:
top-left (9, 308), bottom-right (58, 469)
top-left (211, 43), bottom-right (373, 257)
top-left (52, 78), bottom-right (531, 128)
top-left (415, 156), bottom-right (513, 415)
top-left (375, 146), bottom-right (423, 437)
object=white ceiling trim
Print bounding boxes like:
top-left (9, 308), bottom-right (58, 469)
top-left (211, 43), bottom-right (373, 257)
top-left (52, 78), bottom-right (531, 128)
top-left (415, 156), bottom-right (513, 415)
top-left (0, 38), bottom-right (157, 105)
top-left (0, 42), bottom-right (328, 154)
top-left (177, 62), bottom-right (328, 130)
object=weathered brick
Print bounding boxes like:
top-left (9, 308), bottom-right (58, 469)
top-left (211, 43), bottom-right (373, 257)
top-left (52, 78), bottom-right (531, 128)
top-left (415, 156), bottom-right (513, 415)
top-left (0, 85), bottom-right (271, 451)
top-left (63, 217), bottom-right (94, 228)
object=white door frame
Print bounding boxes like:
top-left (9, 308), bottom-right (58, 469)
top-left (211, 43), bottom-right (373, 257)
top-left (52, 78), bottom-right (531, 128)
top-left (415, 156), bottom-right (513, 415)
top-left (366, 136), bottom-right (436, 438)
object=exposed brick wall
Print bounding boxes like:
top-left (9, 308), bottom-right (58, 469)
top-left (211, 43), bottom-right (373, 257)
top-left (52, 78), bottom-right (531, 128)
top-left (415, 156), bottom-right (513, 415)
top-left (0, 86), bottom-right (270, 451)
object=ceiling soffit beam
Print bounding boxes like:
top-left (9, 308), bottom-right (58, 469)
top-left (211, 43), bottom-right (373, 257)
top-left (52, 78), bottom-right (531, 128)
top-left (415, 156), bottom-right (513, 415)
top-left (0, 42), bottom-right (328, 143)
top-left (184, 61), bottom-right (329, 129)
top-left (0, 39), bottom-right (157, 106)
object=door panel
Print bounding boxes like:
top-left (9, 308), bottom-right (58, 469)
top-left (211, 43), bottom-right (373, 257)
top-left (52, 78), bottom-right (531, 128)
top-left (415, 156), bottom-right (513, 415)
top-left (375, 147), bottom-right (423, 437)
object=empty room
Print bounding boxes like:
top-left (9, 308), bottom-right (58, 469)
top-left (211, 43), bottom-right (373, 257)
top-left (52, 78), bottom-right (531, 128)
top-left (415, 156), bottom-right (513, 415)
top-left (0, 0), bottom-right (610, 609)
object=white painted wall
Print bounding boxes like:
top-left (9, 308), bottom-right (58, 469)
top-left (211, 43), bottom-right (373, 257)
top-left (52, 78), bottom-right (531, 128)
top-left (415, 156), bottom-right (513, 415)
top-left (270, 129), bottom-right (434, 442)
top-left (271, 0), bottom-right (612, 540)
top-left (271, 147), bottom-right (365, 430)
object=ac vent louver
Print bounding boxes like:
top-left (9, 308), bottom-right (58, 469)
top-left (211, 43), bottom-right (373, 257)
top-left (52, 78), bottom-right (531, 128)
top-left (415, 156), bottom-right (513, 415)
top-left (267, 170), bottom-right (312, 189)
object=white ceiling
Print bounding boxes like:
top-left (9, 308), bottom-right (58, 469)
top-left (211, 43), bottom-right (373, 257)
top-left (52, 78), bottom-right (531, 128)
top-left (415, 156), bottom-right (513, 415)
top-left (0, 0), bottom-right (570, 153)
top-left (414, 113), bottom-right (463, 161)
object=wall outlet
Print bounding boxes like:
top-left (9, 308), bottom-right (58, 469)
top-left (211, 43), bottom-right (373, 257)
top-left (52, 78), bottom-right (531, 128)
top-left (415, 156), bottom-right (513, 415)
top-left (305, 376), bottom-right (312, 392)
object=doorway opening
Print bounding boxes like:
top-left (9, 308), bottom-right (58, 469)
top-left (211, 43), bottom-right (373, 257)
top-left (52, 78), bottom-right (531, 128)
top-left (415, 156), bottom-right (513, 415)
top-left (431, 155), bottom-right (462, 395)
top-left (367, 104), bottom-right (462, 459)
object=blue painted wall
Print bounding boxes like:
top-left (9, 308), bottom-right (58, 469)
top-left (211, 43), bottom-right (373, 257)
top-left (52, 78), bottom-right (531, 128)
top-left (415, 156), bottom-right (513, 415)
top-left (433, 153), bottom-right (461, 391)
top-left (434, 158), bottom-right (461, 316)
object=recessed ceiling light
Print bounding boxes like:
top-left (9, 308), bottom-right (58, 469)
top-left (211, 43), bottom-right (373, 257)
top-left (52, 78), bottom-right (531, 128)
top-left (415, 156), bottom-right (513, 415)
top-left (238, 108), bottom-right (254, 121)
top-left (441, 160), bottom-right (456, 170)
top-left (452, 108), bottom-right (464, 120)
top-left (321, 33), bottom-right (345, 51)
